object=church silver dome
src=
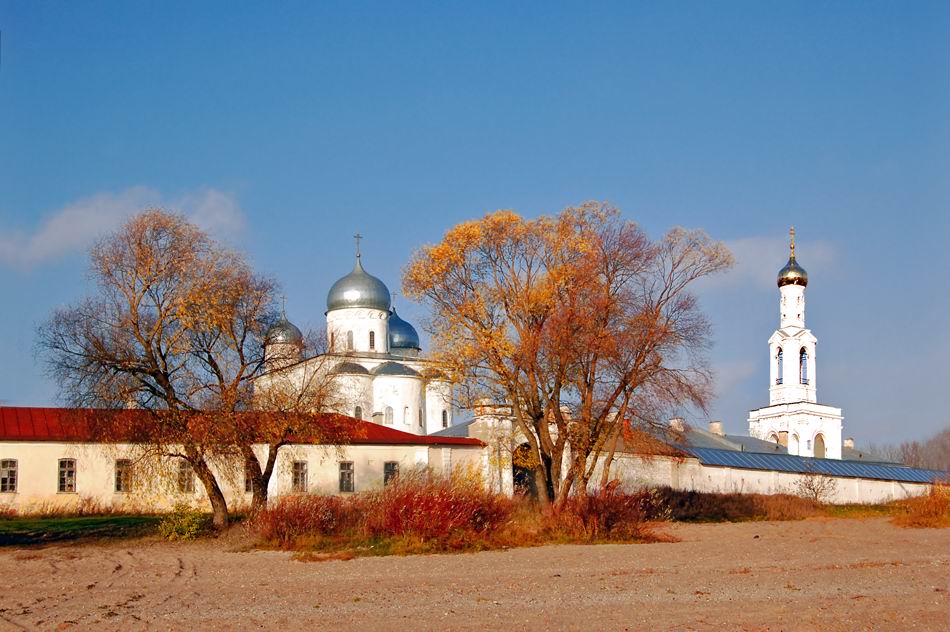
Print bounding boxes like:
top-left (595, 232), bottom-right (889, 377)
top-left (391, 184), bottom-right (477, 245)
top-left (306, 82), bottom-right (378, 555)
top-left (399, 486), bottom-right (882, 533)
top-left (326, 257), bottom-right (392, 312)
top-left (264, 317), bottom-right (303, 346)
top-left (388, 308), bottom-right (421, 350)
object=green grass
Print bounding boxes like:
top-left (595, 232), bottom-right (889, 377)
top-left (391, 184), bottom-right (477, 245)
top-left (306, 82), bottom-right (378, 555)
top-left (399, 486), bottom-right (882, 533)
top-left (0, 515), bottom-right (162, 546)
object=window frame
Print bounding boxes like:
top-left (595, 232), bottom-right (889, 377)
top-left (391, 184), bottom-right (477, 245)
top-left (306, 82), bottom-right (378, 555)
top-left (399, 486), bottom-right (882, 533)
top-left (369, 330), bottom-right (375, 350)
top-left (441, 409), bottom-right (448, 428)
top-left (346, 330), bottom-right (354, 351)
top-left (0, 459), bottom-right (17, 493)
top-left (176, 460), bottom-right (195, 494)
top-left (339, 461), bottom-right (355, 493)
top-left (292, 460), bottom-right (308, 493)
top-left (383, 461), bottom-right (399, 486)
top-left (354, 405), bottom-right (363, 420)
top-left (58, 458), bottom-right (77, 493)
top-left (384, 406), bottom-right (394, 425)
top-left (114, 459), bottom-right (133, 493)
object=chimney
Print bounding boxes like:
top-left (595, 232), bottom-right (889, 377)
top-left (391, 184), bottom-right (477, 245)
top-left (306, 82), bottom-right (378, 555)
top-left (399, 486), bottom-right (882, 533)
top-left (708, 421), bottom-right (724, 436)
top-left (668, 417), bottom-right (685, 433)
top-left (843, 437), bottom-right (854, 449)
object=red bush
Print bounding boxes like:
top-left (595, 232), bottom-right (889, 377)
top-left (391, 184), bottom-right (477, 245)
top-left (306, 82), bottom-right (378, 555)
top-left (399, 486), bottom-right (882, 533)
top-left (251, 494), bottom-right (361, 546)
top-left (363, 475), bottom-right (512, 539)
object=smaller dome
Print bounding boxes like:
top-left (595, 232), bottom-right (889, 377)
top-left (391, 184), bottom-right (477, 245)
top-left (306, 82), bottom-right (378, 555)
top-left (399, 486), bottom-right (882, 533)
top-left (777, 257), bottom-right (808, 287)
top-left (372, 361), bottom-right (420, 377)
top-left (265, 317), bottom-right (303, 346)
top-left (777, 227), bottom-right (807, 288)
top-left (388, 308), bottom-right (421, 350)
top-left (331, 361), bottom-right (370, 376)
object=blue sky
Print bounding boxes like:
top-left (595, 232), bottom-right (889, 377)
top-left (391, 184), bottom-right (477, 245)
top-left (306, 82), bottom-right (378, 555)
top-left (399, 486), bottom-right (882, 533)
top-left (1, 2), bottom-right (948, 444)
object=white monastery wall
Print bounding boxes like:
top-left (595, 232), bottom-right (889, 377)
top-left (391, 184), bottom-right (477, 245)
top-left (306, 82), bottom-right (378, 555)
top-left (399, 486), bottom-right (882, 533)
top-left (0, 440), bottom-right (483, 513)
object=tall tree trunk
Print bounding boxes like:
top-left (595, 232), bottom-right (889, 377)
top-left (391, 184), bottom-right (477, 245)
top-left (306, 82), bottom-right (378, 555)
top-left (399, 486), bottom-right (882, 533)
top-left (192, 457), bottom-right (230, 530)
top-left (599, 424), bottom-right (623, 490)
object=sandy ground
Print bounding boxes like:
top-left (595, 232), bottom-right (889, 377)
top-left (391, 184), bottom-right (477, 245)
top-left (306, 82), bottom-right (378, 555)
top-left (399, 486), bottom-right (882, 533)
top-left (0, 518), bottom-right (946, 631)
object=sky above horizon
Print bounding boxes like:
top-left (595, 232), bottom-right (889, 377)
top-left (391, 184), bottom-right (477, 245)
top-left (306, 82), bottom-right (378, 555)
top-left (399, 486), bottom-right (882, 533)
top-left (1, 2), bottom-right (948, 445)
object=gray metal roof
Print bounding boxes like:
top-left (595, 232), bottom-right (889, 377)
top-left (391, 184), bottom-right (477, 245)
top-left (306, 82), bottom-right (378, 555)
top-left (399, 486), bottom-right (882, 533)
top-left (330, 361), bottom-right (370, 375)
top-left (326, 257), bottom-right (392, 312)
top-left (679, 446), bottom-right (948, 484)
top-left (430, 418), bottom-right (476, 438)
top-left (372, 361), bottom-right (420, 378)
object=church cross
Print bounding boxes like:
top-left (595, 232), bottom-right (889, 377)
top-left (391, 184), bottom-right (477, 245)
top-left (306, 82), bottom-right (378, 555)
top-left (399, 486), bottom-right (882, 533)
top-left (789, 226), bottom-right (796, 257)
top-left (354, 232), bottom-right (363, 258)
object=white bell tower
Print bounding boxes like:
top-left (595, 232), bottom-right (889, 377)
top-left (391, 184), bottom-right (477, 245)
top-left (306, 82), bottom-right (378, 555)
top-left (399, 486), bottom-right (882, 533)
top-left (749, 228), bottom-right (843, 459)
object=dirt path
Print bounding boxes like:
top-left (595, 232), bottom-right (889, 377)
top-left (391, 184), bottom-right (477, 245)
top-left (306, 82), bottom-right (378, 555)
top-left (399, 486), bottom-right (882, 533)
top-left (0, 518), bottom-right (946, 631)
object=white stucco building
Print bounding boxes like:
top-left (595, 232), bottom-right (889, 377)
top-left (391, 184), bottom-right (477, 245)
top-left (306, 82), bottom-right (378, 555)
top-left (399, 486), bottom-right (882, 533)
top-left (748, 228), bottom-right (843, 458)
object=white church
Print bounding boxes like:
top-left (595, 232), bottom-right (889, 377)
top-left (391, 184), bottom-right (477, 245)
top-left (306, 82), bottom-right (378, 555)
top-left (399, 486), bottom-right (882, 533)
top-left (0, 230), bottom-right (945, 512)
top-left (256, 241), bottom-right (454, 436)
top-left (747, 228), bottom-right (843, 459)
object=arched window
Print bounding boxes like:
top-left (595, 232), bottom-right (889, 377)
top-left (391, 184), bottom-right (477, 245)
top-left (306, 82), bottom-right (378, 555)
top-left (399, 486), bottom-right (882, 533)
top-left (384, 406), bottom-right (393, 424)
top-left (813, 433), bottom-right (825, 458)
top-left (800, 348), bottom-right (808, 385)
top-left (403, 406), bottom-right (410, 425)
top-left (354, 405), bottom-right (363, 420)
top-left (775, 348), bottom-right (784, 385)
top-left (767, 432), bottom-right (779, 444)
top-left (789, 433), bottom-right (800, 455)
top-left (369, 331), bottom-right (375, 350)
top-left (441, 409), bottom-right (448, 428)
top-left (346, 331), bottom-right (354, 351)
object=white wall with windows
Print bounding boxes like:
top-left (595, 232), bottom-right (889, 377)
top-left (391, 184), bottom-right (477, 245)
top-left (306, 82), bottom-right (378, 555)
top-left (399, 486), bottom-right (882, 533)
top-left (0, 440), bottom-right (484, 513)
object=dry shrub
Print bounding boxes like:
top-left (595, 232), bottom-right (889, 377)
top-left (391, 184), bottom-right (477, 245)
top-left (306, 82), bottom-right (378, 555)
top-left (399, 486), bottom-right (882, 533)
top-left (892, 484), bottom-right (950, 529)
top-left (363, 470), bottom-right (511, 539)
top-left (251, 494), bottom-right (362, 546)
top-left (250, 471), bottom-right (514, 551)
top-left (652, 487), bottom-right (819, 522)
top-left (545, 483), bottom-right (666, 541)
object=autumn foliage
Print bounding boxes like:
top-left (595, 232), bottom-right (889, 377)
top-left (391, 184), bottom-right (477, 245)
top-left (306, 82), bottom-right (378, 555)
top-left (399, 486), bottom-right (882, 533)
top-left (403, 204), bottom-right (732, 509)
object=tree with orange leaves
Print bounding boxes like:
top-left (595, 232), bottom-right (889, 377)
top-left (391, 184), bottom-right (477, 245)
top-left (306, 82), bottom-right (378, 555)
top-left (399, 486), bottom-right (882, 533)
top-left (404, 203), bottom-right (732, 509)
top-left (37, 210), bottom-right (347, 526)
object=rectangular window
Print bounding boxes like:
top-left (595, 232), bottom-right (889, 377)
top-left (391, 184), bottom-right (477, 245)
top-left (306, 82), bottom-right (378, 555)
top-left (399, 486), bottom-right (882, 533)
top-left (339, 461), bottom-right (354, 493)
top-left (0, 460), bottom-right (17, 493)
top-left (244, 465), bottom-right (254, 493)
top-left (292, 461), bottom-right (308, 493)
top-left (177, 460), bottom-right (195, 494)
top-left (115, 459), bottom-right (133, 493)
top-left (369, 331), bottom-right (375, 350)
top-left (383, 461), bottom-right (399, 486)
top-left (58, 459), bottom-right (76, 493)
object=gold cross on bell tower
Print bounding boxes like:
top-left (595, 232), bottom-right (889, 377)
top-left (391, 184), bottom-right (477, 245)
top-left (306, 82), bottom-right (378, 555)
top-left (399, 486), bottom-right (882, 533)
top-left (789, 226), bottom-right (796, 258)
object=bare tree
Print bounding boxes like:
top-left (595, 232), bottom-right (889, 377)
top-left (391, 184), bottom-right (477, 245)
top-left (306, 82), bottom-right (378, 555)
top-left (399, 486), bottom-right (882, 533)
top-left (39, 211), bottom-right (281, 528)
top-left (404, 203), bottom-right (732, 509)
top-left (794, 468), bottom-right (838, 503)
top-left (867, 426), bottom-right (950, 473)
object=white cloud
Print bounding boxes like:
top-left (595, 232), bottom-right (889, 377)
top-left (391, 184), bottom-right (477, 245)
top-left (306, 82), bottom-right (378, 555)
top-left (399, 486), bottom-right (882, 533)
top-left (0, 186), bottom-right (244, 268)
top-left (698, 234), bottom-right (836, 292)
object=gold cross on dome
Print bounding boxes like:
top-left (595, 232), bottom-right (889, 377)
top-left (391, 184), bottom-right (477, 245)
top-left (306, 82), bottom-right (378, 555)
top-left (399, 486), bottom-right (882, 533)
top-left (789, 226), bottom-right (796, 256)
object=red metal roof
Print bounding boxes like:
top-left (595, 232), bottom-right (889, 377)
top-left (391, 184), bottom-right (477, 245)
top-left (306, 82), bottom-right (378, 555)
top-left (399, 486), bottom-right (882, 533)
top-left (0, 407), bottom-right (482, 448)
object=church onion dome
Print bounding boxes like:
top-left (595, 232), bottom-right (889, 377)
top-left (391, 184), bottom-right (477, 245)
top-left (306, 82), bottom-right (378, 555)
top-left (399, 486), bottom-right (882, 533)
top-left (777, 227), bottom-right (808, 288)
top-left (326, 257), bottom-right (392, 312)
top-left (330, 361), bottom-right (370, 376)
top-left (372, 361), bottom-right (420, 377)
top-left (264, 317), bottom-right (303, 346)
top-left (388, 308), bottom-right (421, 351)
